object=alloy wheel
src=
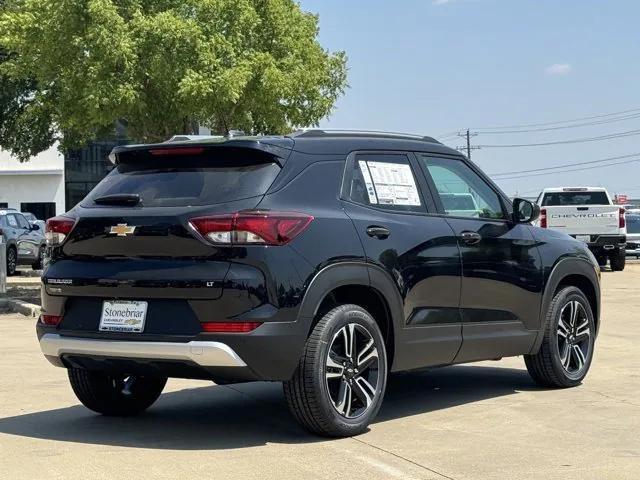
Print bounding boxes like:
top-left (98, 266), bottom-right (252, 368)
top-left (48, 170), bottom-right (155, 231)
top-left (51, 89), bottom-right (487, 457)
top-left (325, 323), bottom-right (381, 419)
top-left (7, 249), bottom-right (16, 274)
top-left (556, 300), bottom-right (591, 375)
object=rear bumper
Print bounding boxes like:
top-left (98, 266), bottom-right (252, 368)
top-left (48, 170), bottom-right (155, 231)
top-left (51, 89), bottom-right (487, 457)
top-left (40, 333), bottom-right (247, 368)
top-left (577, 235), bottom-right (626, 250)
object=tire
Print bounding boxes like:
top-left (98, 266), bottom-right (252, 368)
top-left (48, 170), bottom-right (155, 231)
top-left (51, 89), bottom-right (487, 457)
top-left (6, 246), bottom-right (17, 276)
top-left (525, 286), bottom-right (596, 388)
top-left (68, 368), bottom-right (167, 416)
top-left (31, 246), bottom-right (44, 270)
top-left (610, 251), bottom-right (625, 271)
top-left (283, 304), bottom-right (388, 437)
top-left (595, 254), bottom-right (607, 268)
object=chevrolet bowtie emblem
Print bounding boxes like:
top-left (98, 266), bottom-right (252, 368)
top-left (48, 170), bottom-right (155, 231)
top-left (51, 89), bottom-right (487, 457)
top-left (109, 224), bottom-right (136, 237)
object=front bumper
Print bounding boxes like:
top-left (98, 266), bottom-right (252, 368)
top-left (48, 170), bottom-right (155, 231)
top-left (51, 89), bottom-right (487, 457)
top-left (40, 333), bottom-right (247, 368)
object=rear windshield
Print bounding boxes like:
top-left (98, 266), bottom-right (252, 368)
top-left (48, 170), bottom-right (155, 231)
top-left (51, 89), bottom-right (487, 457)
top-left (541, 191), bottom-right (610, 206)
top-left (82, 158), bottom-right (280, 207)
top-left (627, 215), bottom-right (640, 234)
top-left (441, 194), bottom-right (476, 210)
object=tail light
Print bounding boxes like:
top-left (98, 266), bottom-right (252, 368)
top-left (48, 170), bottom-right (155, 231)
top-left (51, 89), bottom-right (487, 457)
top-left (190, 211), bottom-right (314, 246)
top-left (540, 208), bottom-right (547, 228)
top-left (200, 322), bottom-right (262, 333)
top-left (40, 314), bottom-right (63, 326)
top-left (619, 208), bottom-right (626, 228)
top-left (45, 216), bottom-right (76, 246)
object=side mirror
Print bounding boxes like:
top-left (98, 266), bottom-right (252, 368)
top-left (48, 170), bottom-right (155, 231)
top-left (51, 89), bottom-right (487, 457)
top-left (512, 198), bottom-right (540, 224)
top-left (30, 223), bottom-right (40, 231)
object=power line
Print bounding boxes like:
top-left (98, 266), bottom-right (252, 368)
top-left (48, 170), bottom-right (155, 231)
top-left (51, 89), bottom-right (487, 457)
top-left (474, 106), bottom-right (640, 131)
top-left (490, 152), bottom-right (640, 177)
top-left (477, 112), bottom-right (640, 134)
top-left (478, 128), bottom-right (640, 148)
top-left (493, 156), bottom-right (640, 180)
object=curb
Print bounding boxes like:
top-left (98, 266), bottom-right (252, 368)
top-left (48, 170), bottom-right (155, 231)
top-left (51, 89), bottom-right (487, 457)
top-left (0, 298), bottom-right (41, 317)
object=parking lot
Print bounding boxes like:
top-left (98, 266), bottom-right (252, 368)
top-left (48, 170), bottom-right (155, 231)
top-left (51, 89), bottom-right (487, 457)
top-left (0, 263), bottom-right (638, 480)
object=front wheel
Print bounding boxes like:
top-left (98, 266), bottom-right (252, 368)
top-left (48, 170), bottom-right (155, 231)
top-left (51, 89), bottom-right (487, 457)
top-left (525, 286), bottom-right (595, 388)
top-left (68, 368), bottom-right (167, 416)
top-left (6, 247), bottom-right (17, 276)
top-left (284, 304), bottom-right (388, 437)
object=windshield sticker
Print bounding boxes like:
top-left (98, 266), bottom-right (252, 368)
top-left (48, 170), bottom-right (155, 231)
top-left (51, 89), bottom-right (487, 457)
top-left (358, 161), bottom-right (378, 204)
top-left (364, 161), bottom-right (421, 206)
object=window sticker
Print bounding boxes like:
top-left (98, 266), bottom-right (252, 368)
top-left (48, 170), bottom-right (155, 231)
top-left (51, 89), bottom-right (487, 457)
top-left (364, 161), bottom-right (421, 206)
top-left (358, 161), bottom-right (378, 204)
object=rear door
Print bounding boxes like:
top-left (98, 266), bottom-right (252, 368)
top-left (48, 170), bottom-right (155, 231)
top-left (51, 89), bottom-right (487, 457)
top-left (341, 151), bottom-right (463, 370)
top-left (416, 154), bottom-right (543, 362)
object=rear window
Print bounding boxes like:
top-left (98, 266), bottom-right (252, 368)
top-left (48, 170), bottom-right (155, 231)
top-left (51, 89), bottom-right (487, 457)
top-left (541, 191), bottom-right (610, 206)
top-left (627, 215), bottom-right (640, 234)
top-left (82, 157), bottom-right (280, 207)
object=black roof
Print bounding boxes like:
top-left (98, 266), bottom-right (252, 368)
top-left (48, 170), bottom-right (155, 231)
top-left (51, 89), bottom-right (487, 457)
top-left (109, 130), bottom-right (460, 164)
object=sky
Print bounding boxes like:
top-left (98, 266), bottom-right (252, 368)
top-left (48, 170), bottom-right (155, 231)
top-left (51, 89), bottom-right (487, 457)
top-left (299, 0), bottom-right (640, 198)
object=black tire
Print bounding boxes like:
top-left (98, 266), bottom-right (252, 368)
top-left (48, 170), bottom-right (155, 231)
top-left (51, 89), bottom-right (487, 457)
top-left (283, 304), bottom-right (388, 437)
top-left (610, 251), bottom-right (625, 271)
top-left (31, 246), bottom-right (44, 270)
top-left (6, 246), bottom-right (17, 276)
top-left (68, 368), bottom-right (167, 416)
top-left (525, 286), bottom-right (596, 388)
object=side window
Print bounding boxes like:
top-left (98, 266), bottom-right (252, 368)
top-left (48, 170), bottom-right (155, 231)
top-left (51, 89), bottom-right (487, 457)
top-left (6, 214), bottom-right (19, 228)
top-left (15, 214), bottom-right (30, 229)
top-left (348, 154), bottom-right (425, 213)
top-left (418, 155), bottom-right (506, 220)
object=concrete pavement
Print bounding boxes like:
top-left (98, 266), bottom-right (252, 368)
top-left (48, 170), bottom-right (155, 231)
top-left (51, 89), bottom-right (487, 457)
top-left (0, 264), bottom-right (639, 479)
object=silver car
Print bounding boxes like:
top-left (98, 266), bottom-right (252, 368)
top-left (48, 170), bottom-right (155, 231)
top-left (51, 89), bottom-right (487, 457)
top-left (0, 210), bottom-right (46, 275)
top-left (625, 214), bottom-right (640, 258)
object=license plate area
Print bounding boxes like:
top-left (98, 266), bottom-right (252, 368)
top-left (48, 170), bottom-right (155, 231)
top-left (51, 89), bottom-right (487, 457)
top-left (99, 300), bottom-right (148, 333)
top-left (575, 235), bottom-right (591, 243)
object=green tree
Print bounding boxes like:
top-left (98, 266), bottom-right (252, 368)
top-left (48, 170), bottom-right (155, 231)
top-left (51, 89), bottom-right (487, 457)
top-left (0, 0), bottom-right (347, 161)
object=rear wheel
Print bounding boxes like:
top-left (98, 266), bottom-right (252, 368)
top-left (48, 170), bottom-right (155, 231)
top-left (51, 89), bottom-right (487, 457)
top-left (68, 368), bottom-right (167, 416)
top-left (6, 247), bottom-right (17, 276)
top-left (525, 286), bottom-right (595, 388)
top-left (284, 304), bottom-right (388, 437)
top-left (610, 251), bottom-right (625, 271)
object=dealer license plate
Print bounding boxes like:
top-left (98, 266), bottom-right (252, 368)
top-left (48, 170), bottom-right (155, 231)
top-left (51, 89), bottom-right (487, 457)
top-left (575, 235), bottom-right (591, 243)
top-left (99, 300), bottom-right (148, 333)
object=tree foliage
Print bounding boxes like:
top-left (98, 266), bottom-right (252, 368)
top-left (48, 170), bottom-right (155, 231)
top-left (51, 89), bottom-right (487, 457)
top-left (0, 0), bottom-right (347, 160)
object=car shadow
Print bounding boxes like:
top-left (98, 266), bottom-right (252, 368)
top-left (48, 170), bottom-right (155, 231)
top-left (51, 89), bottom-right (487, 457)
top-left (0, 364), bottom-right (543, 450)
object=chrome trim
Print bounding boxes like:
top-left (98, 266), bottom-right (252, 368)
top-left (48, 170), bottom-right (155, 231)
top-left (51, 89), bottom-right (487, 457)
top-left (39, 334), bottom-right (247, 368)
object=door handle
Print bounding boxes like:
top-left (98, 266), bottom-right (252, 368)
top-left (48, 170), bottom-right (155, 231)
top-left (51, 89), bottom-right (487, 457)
top-left (460, 231), bottom-right (481, 245)
top-left (366, 226), bottom-right (390, 239)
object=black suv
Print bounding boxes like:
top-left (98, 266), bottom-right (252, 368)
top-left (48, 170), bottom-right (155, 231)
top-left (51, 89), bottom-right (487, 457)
top-left (38, 130), bottom-right (600, 437)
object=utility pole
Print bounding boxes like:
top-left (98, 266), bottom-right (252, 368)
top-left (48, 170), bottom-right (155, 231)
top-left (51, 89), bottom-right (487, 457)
top-left (457, 129), bottom-right (480, 160)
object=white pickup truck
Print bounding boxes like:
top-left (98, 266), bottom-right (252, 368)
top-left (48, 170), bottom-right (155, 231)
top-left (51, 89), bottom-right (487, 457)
top-left (535, 187), bottom-right (627, 271)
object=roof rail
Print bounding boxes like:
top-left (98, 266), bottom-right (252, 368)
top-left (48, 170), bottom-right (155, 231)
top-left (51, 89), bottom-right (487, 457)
top-left (289, 128), bottom-right (440, 144)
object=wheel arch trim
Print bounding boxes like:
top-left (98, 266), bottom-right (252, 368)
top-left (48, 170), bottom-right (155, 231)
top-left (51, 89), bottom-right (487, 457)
top-left (532, 257), bottom-right (601, 354)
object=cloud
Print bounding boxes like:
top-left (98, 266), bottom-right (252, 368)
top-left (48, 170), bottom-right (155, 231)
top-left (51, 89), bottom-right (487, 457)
top-left (433, 0), bottom-right (455, 4)
top-left (545, 63), bottom-right (572, 76)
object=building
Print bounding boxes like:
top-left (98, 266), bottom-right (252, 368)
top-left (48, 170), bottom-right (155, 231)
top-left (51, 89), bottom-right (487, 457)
top-left (0, 145), bottom-right (65, 220)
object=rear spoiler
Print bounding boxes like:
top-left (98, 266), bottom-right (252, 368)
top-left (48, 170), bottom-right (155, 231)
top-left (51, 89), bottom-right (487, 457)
top-left (108, 137), bottom-right (294, 167)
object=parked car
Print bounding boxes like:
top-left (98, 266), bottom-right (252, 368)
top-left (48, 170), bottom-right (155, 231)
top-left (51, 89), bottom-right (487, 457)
top-left (535, 187), bottom-right (626, 271)
top-left (439, 192), bottom-right (480, 217)
top-left (21, 211), bottom-right (47, 232)
top-left (625, 213), bottom-right (640, 258)
top-left (0, 209), bottom-right (46, 274)
top-left (38, 130), bottom-right (601, 437)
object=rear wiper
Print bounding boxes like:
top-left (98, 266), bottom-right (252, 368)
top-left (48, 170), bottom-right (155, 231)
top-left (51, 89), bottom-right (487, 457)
top-left (93, 194), bottom-right (141, 206)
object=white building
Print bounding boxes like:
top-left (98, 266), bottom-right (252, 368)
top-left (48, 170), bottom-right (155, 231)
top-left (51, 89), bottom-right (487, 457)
top-left (0, 145), bottom-right (65, 219)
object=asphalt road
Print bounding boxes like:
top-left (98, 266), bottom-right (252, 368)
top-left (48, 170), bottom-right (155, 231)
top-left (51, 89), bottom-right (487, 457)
top-left (1, 263), bottom-right (639, 479)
